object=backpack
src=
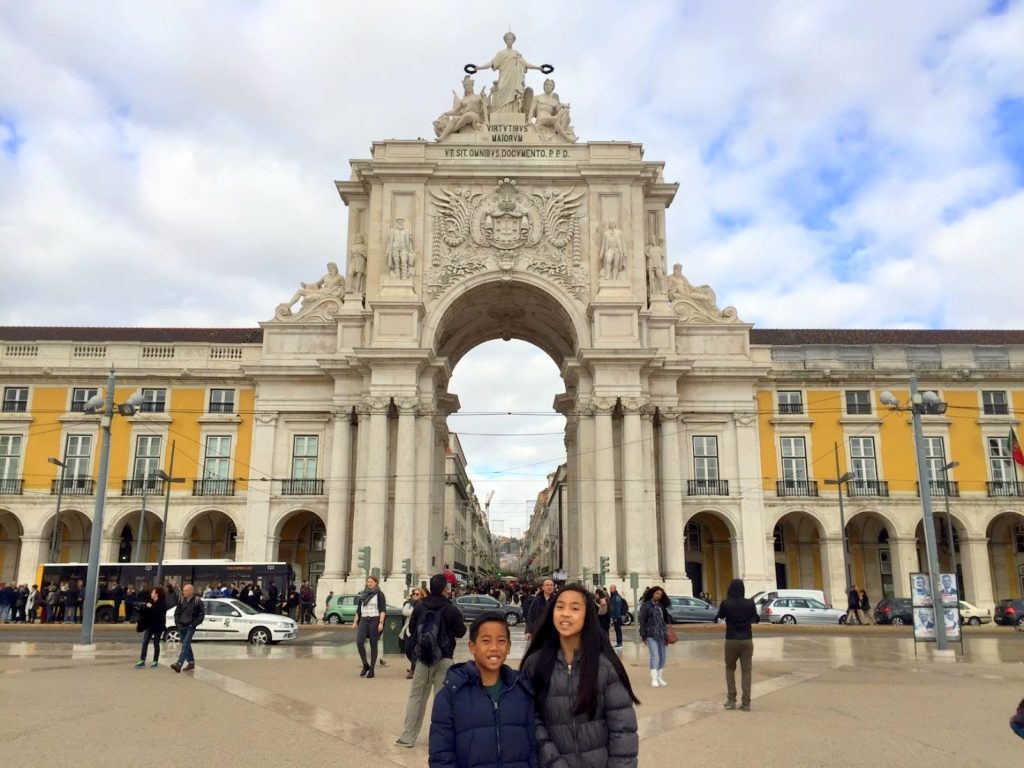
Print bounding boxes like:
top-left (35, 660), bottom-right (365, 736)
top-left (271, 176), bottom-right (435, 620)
top-left (414, 607), bottom-right (446, 665)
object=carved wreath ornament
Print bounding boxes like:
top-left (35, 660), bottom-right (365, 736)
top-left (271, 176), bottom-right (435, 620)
top-left (426, 178), bottom-right (588, 301)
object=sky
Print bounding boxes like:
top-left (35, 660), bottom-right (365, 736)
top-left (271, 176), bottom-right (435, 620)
top-left (2, 1), bottom-right (1023, 535)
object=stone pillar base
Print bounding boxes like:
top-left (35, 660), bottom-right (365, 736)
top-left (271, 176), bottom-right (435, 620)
top-left (661, 576), bottom-right (693, 597)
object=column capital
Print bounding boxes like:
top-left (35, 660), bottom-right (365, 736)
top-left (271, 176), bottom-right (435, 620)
top-left (620, 396), bottom-right (648, 414)
top-left (591, 396), bottom-right (617, 414)
top-left (363, 396), bottom-right (391, 413)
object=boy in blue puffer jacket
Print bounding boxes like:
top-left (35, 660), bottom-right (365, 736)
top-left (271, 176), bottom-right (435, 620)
top-left (429, 612), bottom-right (537, 768)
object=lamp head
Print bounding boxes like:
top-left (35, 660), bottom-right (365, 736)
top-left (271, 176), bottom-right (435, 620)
top-left (879, 391), bottom-right (899, 407)
top-left (82, 394), bottom-right (105, 413)
top-left (921, 391), bottom-right (939, 405)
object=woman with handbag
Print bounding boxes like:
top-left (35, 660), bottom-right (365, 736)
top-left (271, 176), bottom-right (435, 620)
top-left (135, 586), bottom-right (167, 668)
top-left (638, 585), bottom-right (672, 688)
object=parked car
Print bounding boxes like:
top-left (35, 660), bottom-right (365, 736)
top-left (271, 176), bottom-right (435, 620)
top-left (666, 595), bottom-right (718, 623)
top-left (751, 589), bottom-right (830, 609)
top-left (994, 599), bottom-right (1024, 627)
top-left (453, 594), bottom-right (523, 625)
top-left (164, 598), bottom-right (298, 645)
top-left (873, 597), bottom-right (913, 625)
top-left (323, 594), bottom-right (402, 625)
top-left (957, 601), bottom-right (992, 626)
top-left (760, 597), bottom-right (846, 625)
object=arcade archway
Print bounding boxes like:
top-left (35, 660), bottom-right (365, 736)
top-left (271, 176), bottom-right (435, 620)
top-left (771, 511), bottom-right (825, 592)
top-left (185, 510), bottom-right (237, 559)
top-left (846, 511), bottom-right (896, 598)
top-left (276, 510), bottom-right (326, 586)
top-left (987, 511), bottom-right (1024, 600)
top-left (0, 510), bottom-right (22, 582)
top-left (684, 511), bottom-right (735, 601)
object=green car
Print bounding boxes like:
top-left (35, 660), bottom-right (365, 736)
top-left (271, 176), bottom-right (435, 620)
top-left (324, 594), bottom-right (402, 624)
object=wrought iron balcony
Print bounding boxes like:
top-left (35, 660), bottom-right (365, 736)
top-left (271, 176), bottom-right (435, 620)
top-left (987, 481), bottom-right (1024, 497)
top-left (192, 479), bottom-right (236, 496)
top-left (121, 478), bottom-right (166, 496)
top-left (281, 478), bottom-right (324, 495)
top-left (778, 403), bottom-right (804, 415)
top-left (688, 479), bottom-right (730, 496)
top-left (51, 477), bottom-right (95, 495)
top-left (1, 400), bottom-right (27, 413)
top-left (846, 480), bottom-right (889, 497)
top-left (776, 480), bottom-right (819, 497)
top-left (0, 478), bottom-right (23, 495)
top-left (916, 481), bottom-right (960, 498)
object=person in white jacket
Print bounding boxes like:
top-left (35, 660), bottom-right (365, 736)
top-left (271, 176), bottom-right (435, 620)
top-left (399, 587), bottom-right (425, 679)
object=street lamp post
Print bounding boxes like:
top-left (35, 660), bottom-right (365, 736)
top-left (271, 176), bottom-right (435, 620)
top-left (47, 456), bottom-right (67, 563)
top-left (155, 440), bottom-right (184, 586)
top-left (824, 449), bottom-right (855, 594)
top-left (941, 460), bottom-right (961, 589)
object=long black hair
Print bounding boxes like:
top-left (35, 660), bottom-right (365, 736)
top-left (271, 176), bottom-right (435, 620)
top-left (522, 583), bottom-right (640, 717)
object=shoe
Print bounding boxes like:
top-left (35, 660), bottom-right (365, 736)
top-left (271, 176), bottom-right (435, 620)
top-left (150, 661), bottom-right (159, 668)
top-left (650, 669), bottom-right (659, 688)
top-left (739, 703), bottom-right (751, 712)
top-left (360, 665), bottom-right (369, 677)
top-left (134, 661), bottom-right (145, 668)
top-left (365, 669), bottom-right (375, 679)
top-left (613, 643), bottom-right (624, 650)
top-left (170, 663), bottom-right (181, 673)
top-left (724, 700), bottom-right (736, 710)
top-left (406, 670), bottom-right (414, 679)
top-left (183, 663), bottom-right (195, 672)
top-left (656, 669), bottom-right (668, 687)
top-left (394, 739), bottom-right (414, 748)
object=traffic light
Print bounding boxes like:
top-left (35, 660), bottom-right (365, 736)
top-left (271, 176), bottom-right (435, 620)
top-left (599, 555), bottom-right (610, 586)
top-left (357, 545), bottom-right (371, 576)
top-left (402, 558), bottom-right (412, 586)
top-left (582, 567), bottom-right (591, 584)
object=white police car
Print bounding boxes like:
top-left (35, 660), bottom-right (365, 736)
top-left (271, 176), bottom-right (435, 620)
top-left (165, 598), bottom-right (298, 645)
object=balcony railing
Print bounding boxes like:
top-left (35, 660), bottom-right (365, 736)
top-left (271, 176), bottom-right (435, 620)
top-left (51, 478), bottom-right (95, 495)
top-left (916, 481), bottom-right (960, 498)
top-left (281, 479), bottom-right (324, 496)
top-left (846, 480), bottom-right (889, 497)
top-left (0, 478), bottom-right (23, 495)
top-left (1, 400), bottom-right (27, 413)
top-left (987, 481), bottom-right (1024, 497)
top-left (688, 479), bottom-right (730, 496)
top-left (778, 403), bottom-right (804, 415)
top-left (192, 479), bottom-right (236, 497)
top-left (776, 480), bottom-right (819, 497)
top-left (121, 478), bottom-right (166, 496)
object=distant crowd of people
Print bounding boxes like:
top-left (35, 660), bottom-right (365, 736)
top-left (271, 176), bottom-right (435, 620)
top-left (0, 580), bottom-right (87, 624)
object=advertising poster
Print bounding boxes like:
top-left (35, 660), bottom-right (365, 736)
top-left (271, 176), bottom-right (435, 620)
top-left (938, 573), bottom-right (959, 606)
top-left (913, 606), bottom-right (936, 641)
top-left (910, 572), bottom-right (932, 607)
top-left (942, 607), bottom-right (962, 641)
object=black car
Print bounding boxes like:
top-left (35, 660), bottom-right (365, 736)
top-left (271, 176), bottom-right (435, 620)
top-left (994, 599), bottom-right (1024, 627)
top-left (873, 597), bottom-right (913, 625)
top-left (453, 594), bottom-right (523, 626)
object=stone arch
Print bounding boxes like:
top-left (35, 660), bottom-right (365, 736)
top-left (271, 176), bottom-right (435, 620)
top-left (184, 509), bottom-right (238, 560)
top-left (986, 511), bottom-right (1024, 600)
top-left (683, 510), bottom-right (735, 601)
top-left (770, 511), bottom-right (825, 592)
top-left (845, 510), bottom-right (896, 598)
top-left (274, 508), bottom-right (327, 586)
top-left (0, 509), bottom-right (24, 582)
top-left (104, 507), bottom-right (164, 563)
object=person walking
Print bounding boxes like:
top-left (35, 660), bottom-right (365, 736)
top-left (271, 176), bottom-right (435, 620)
top-left (846, 585), bottom-right (861, 626)
top-left (520, 583), bottom-right (639, 766)
top-left (716, 578), bottom-right (760, 711)
top-left (299, 581), bottom-right (314, 625)
top-left (323, 590), bottom-right (334, 624)
top-left (135, 586), bottom-right (167, 668)
top-left (44, 583), bottom-right (58, 623)
top-left (526, 578), bottom-right (556, 639)
top-left (353, 575), bottom-right (387, 678)
top-left (609, 584), bottom-right (627, 649)
top-left (170, 584), bottom-right (205, 673)
top-left (858, 589), bottom-right (874, 625)
top-left (638, 586), bottom-right (671, 688)
top-left (394, 574), bottom-right (467, 748)
top-left (400, 587), bottom-right (425, 680)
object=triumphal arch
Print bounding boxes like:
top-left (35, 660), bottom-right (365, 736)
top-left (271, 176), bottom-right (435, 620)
top-left (257, 34), bottom-right (770, 596)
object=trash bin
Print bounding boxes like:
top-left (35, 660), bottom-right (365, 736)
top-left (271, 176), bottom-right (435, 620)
top-left (382, 613), bottom-right (403, 655)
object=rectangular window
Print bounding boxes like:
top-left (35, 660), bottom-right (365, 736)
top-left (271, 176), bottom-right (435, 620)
top-left (0, 435), bottom-right (22, 479)
top-left (692, 436), bottom-right (719, 481)
top-left (141, 388), bottom-right (167, 413)
top-left (209, 389), bottom-right (235, 414)
top-left (70, 387), bottom-right (98, 413)
top-left (778, 391), bottom-right (803, 415)
top-left (982, 391), bottom-right (1009, 416)
top-left (685, 522), bottom-right (702, 552)
top-left (133, 435), bottom-right (162, 485)
top-left (845, 390), bottom-right (872, 415)
top-left (773, 524), bottom-right (785, 552)
top-left (203, 435), bottom-right (232, 479)
top-left (1015, 525), bottom-right (1024, 555)
top-left (923, 437), bottom-right (946, 484)
top-left (2, 387), bottom-right (28, 413)
top-left (780, 437), bottom-right (808, 481)
top-left (988, 437), bottom-right (1014, 482)
top-left (65, 434), bottom-right (93, 478)
top-left (291, 435), bottom-right (319, 479)
top-left (849, 437), bottom-right (878, 481)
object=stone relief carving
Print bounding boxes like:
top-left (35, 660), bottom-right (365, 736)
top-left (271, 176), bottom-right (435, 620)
top-left (645, 234), bottom-right (667, 298)
top-left (667, 263), bottom-right (740, 324)
top-left (433, 76), bottom-right (489, 141)
top-left (599, 222), bottom-right (627, 281)
top-left (526, 79), bottom-right (577, 143)
top-left (426, 178), bottom-right (588, 301)
top-left (734, 412), bottom-right (757, 426)
top-left (254, 411), bottom-right (278, 425)
top-left (386, 218), bottom-right (416, 281)
top-left (347, 234), bottom-right (367, 295)
top-left (276, 262), bottom-right (345, 320)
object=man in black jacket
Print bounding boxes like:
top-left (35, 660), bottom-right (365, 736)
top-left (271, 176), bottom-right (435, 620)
top-left (394, 574), bottom-right (467, 748)
top-left (525, 578), bottom-right (555, 639)
top-left (715, 578), bottom-right (760, 711)
top-left (170, 584), bottom-right (205, 673)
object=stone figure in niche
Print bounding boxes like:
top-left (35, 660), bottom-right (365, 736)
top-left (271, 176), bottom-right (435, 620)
top-left (527, 79), bottom-right (577, 143)
top-left (386, 218), bottom-right (416, 280)
top-left (279, 262), bottom-right (345, 316)
top-left (347, 234), bottom-right (367, 295)
top-left (471, 32), bottom-right (542, 113)
top-left (434, 76), bottom-right (488, 141)
top-left (645, 233), bottom-right (667, 296)
top-left (599, 221), bottom-right (626, 280)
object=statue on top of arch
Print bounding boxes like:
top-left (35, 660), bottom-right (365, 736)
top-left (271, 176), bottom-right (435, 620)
top-left (667, 263), bottom-right (741, 324)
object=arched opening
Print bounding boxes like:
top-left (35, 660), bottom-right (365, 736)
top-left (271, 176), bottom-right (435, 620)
top-left (186, 510), bottom-right (237, 560)
top-left (106, 509), bottom-right (164, 563)
top-left (0, 510), bottom-right (23, 582)
top-left (913, 515), bottom-right (967, 598)
top-left (276, 510), bottom-right (326, 586)
top-left (40, 510), bottom-right (92, 564)
top-left (846, 511), bottom-right (894, 598)
top-left (771, 511), bottom-right (824, 592)
top-left (986, 511), bottom-right (1024, 600)
top-left (684, 511), bottom-right (734, 601)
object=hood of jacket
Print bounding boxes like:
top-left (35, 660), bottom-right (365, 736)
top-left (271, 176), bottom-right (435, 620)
top-left (420, 593), bottom-right (452, 611)
top-left (726, 579), bottom-right (746, 599)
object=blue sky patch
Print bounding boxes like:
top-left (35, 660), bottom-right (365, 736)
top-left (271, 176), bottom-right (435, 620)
top-left (0, 114), bottom-right (23, 158)
top-left (993, 97), bottom-right (1024, 183)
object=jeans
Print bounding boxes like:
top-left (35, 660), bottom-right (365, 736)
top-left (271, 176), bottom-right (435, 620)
top-left (64, 605), bottom-right (78, 623)
top-left (645, 637), bottom-right (667, 670)
top-left (399, 658), bottom-right (452, 744)
top-left (724, 638), bottom-right (754, 705)
top-left (356, 617), bottom-right (381, 670)
top-left (176, 625), bottom-right (196, 665)
top-left (300, 604), bottom-right (313, 624)
top-left (612, 618), bottom-right (623, 646)
top-left (0, 605), bottom-right (10, 623)
top-left (140, 627), bottom-right (162, 662)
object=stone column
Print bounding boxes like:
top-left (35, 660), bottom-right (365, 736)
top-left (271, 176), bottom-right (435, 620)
top-left (243, 412), bottom-right (278, 561)
top-left (959, 536), bottom-right (995, 609)
top-left (593, 401), bottom-right (617, 577)
top-left (733, 413), bottom-right (772, 593)
top-left (321, 409), bottom-right (353, 581)
top-left (363, 399), bottom-right (389, 575)
top-left (622, 400), bottom-right (656, 580)
top-left (413, 402), bottom-right (434, 577)
top-left (820, 536), bottom-right (849, 608)
top-left (16, 536), bottom-right (47, 585)
top-left (390, 399), bottom-right (418, 577)
top-left (890, 536), bottom-right (920, 598)
top-left (562, 414), bottom-right (580, 580)
top-left (659, 412), bottom-right (687, 586)
top-left (347, 405), bottom-right (370, 583)
top-left (576, 405), bottom-right (596, 581)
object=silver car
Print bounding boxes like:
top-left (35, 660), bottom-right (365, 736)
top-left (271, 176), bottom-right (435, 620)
top-left (760, 597), bottom-right (846, 625)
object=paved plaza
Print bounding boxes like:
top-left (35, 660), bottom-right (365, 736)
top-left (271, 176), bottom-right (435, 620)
top-left (2, 625), bottom-right (1023, 767)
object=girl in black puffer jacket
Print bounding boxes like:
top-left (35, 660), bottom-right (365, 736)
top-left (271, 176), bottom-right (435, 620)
top-left (520, 583), bottom-right (640, 768)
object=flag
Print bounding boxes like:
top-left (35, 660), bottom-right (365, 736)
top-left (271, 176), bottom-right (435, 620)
top-left (1011, 428), bottom-right (1024, 466)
